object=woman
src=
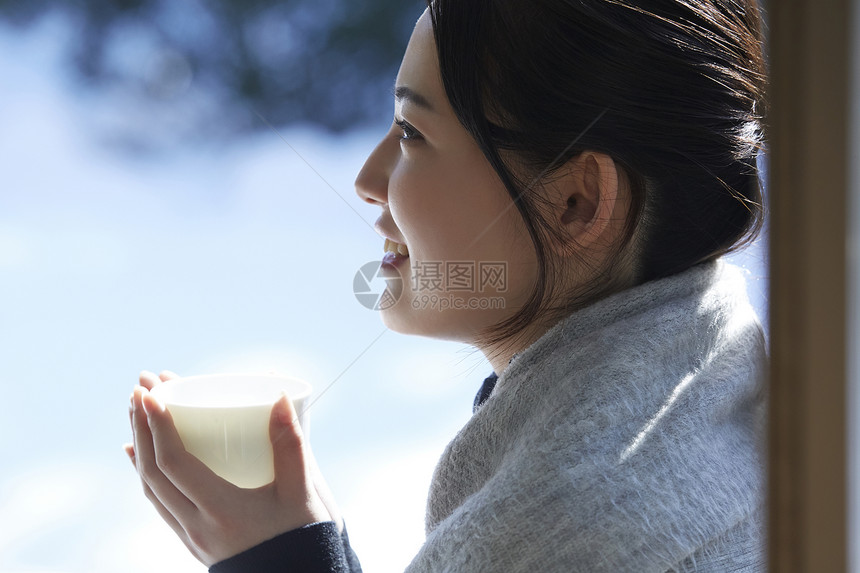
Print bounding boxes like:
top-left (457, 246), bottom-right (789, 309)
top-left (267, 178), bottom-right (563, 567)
top-left (127, 0), bottom-right (768, 571)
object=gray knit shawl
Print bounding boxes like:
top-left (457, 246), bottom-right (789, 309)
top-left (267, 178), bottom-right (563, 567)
top-left (405, 259), bottom-right (768, 573)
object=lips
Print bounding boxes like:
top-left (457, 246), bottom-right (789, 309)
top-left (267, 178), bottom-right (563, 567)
top-left (381, 238), bottom-right (410, 273)
top-left (374, 214), bottom-right (409, 256)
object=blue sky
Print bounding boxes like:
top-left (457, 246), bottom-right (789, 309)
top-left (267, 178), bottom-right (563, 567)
top-left (0, 14), bottom-right (768, 573)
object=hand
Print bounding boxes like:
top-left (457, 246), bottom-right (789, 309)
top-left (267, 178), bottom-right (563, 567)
top-left (125, 370), bottom-right (340, 566)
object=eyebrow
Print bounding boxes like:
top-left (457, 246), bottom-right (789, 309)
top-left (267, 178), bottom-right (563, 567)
top-left (394, 85), bottom-right (436, 112)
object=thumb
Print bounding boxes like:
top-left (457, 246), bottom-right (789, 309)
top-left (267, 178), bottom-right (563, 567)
top-left (269, 393), bottom-right (310, 489)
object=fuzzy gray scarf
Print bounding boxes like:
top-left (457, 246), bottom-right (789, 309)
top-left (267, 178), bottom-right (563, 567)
top-left (405, 259), bottom-right (768, 573)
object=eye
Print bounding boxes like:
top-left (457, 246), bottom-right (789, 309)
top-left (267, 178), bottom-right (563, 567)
top-left (394, 119), bottom-right (423, 142)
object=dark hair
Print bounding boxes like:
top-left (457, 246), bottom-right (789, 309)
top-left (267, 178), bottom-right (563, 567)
top-left (425, 0), bottom-right (767, 348)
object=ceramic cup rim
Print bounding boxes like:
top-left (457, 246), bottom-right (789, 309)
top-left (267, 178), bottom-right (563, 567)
top-left (149, 372), bottom-right (313, 409)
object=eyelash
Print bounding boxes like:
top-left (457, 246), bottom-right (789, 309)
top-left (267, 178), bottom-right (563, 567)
top-left (394, 119), bottom-right (422, 142)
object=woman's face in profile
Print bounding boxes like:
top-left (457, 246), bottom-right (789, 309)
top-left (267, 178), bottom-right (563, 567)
top-left (354, 10), bottom-right (538, 344)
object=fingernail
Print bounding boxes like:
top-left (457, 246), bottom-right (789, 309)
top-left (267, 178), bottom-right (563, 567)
top-left (154, 393), bottom-right (166, 412)
top-left (141, 392), bottom-right (156, 416)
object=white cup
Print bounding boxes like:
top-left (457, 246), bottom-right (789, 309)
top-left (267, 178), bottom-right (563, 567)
top-left (149, 373), bottom-right (312, 489)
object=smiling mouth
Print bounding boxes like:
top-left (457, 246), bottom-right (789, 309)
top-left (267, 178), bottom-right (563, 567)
top-left (384, 238), bottom-right (410, 257)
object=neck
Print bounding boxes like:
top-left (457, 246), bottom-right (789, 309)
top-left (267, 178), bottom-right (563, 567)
top-left (483, 349), bottom-right (515, 377)
top-left (477, 321), bottom-right (554, 375)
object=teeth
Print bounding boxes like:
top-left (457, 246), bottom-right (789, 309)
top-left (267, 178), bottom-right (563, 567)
top-left (384, 238), bottom-right (410, 257)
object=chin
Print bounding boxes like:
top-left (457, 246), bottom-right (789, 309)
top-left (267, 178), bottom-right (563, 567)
top-left (379, 304), bottom-right (441, 338)
top-left (378, 298), bottom-right (488, 343)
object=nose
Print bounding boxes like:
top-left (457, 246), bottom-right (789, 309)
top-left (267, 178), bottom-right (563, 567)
top-left (355, 132), bottom-right (397, 206)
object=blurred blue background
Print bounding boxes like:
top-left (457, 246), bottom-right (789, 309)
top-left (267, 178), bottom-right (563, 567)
top-left (0, 6), bottom-right (768, 573)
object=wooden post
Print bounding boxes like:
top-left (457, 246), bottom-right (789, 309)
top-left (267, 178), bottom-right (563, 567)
top-left (768, 0), bottom-right (851, 571)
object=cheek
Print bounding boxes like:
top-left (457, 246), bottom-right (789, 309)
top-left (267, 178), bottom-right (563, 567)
top-left (388, 154), bottom-right (517, 260)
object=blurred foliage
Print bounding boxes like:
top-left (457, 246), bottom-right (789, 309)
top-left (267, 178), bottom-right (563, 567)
top-left (0, 0), bottom-right (420, 137)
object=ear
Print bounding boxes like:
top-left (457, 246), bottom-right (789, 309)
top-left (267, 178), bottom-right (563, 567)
top-left (549, 151), bottom-right (622, 258)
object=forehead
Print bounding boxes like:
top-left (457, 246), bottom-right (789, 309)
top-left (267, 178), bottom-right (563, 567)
top-left (395, 11), bottom-right (443, 107)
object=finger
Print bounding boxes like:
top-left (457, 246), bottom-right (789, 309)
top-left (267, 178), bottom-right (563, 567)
top-left (269, 394), bottom-right (315, 496)
top-left (134, 450), bottom-right (201, 560)
top-left (124, 442), bottom-right (136, 466)
top-left (133, 387), bottom-right (198, 517)
top-left (142, 391), bottom-right (234, 507)
top-left (139, 370), bottom-right (161, 391)
top-left (159, 370), bottom-right (180, 382)
top-left (124, 441), bottom-right (200, 559)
